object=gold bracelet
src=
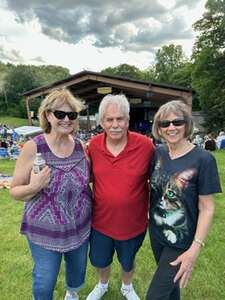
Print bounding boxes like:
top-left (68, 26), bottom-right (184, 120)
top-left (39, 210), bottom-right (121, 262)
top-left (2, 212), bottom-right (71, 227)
top-left (194, 237), bottom-right (205, 247)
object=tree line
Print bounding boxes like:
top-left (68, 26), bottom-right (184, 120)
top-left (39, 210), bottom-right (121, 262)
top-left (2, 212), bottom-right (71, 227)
top-left (0, 0), bottom-right (224, 132)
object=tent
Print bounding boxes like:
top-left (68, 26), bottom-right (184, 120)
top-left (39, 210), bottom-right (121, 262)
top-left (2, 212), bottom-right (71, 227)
top-left (14, 126), bottom-right (42, 137)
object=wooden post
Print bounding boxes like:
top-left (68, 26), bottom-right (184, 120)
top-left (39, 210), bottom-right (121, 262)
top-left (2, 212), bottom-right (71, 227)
top-left (86, 104), bottom-right (90, 132)
top-left (182, 92), bottom-right (193, 112)
top-left (25, 96), bottom-right (33, 126)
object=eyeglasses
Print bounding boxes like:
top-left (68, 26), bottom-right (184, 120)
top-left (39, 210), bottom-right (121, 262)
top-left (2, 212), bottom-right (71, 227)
top-left (52, 110), bottom-right (78, 120)
top-left (158, 118), bottom-right (186, 128)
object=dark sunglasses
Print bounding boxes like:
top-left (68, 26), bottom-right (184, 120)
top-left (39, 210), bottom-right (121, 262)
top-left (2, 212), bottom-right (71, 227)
top-left (158, 118), bottom-right (186, 128)
top-left (52, 110), bottom-right (78, 120)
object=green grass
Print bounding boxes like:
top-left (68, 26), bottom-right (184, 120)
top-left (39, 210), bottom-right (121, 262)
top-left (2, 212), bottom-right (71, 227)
top-left (0, 151), bottom-right (224, 300)
top-left (0, 116), bottom-right (29, 127)
top-left (0, 116), bottom-right (39, 127)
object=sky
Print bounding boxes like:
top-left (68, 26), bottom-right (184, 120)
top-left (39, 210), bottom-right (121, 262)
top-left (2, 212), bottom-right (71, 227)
top-left (0, 0), bottom-right (207, 74)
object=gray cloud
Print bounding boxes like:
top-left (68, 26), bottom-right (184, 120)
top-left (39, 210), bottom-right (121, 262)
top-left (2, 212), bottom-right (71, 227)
top-left (0, 45), bottom-right (24, 63)
top-left (0, 44), bottom-right (45, 64)
top-left (5, 0), bottom-right (201, 52)
top-left (31, 56), bottom-right (45, 63)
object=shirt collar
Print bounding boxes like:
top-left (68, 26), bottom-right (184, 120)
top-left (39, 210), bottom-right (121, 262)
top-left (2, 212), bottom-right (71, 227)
top-left (100, 130), bottom-right (140, 154)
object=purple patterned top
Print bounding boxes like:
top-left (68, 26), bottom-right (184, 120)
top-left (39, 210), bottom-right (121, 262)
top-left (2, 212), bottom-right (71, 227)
top-left (20, 134), bottom-right (92, 252)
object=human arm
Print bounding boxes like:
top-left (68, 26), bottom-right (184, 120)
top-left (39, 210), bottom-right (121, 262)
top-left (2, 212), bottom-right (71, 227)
top-left (170, 194), bottom-right (215, 288)
top-left (9, 140), bottom-right (51, 201)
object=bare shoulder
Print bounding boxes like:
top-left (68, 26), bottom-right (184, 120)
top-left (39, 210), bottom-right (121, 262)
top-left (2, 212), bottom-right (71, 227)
top-left (11, 140), bottom-right (37, 186)
top-left (20, 139), bottom-right (37, 158)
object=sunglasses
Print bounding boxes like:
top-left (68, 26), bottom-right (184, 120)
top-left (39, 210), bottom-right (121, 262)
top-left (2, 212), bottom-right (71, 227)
top-left (158, 118), bottom-right (186, 128)
top-left (52, 110), bottom-right (78, 120)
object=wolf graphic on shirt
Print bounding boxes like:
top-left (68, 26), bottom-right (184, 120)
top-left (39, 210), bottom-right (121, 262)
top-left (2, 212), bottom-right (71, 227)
top-left (151, 159), bottom-right (195, 244)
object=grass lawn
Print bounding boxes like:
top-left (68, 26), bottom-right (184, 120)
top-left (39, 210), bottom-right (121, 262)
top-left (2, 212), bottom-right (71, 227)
top-left (0, 116), bottom-right (29, 127)
top-left (0, 151), bottom-right (224, 300)
top-left (0, 116), bottom-right (39, 127)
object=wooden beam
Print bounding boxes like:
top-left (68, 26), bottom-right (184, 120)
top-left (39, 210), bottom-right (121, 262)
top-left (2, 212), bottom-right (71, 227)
top-left (24, 75), bottom-right (91, 99)
top-left (25, 96), bottom-right (33, 125)
top-left (150, 86), bottom-right (192, 99)
top-left (88, 74), bottom-right (192, 102)
top-left (73, 82), bottom-right (102, 95)
top-left (87, 74), bottom-right (150, 92)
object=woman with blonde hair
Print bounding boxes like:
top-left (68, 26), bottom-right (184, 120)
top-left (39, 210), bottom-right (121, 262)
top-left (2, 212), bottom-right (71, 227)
top-left (10, 88), bottom-right (92, 300)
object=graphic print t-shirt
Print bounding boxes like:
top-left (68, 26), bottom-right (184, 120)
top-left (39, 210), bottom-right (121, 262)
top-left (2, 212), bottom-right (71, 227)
top-left (149, 145), bottom-right (221, 250)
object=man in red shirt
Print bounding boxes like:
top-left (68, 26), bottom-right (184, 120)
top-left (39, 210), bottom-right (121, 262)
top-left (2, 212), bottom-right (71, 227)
top-left (86, 94), bottom-right (155, 300)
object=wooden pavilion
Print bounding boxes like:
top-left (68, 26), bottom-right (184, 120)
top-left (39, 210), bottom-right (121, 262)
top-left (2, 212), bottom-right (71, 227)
top-left (22, 70), bottom-right (193, 131)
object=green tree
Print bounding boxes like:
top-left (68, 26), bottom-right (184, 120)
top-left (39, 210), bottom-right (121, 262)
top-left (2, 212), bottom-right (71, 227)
top-left (34, 65), bottom-right (70, 86)
top-left (0, 62), bottom-right (13, 111)
top-left (101, 64), bottom-right (144, 80)
top-left (2, 64), bottom-right (70, 117)
top-left (192, 0), bottom-right (225, 131)
top-left (101, 63), bottom-right (158, 82)
top-left (154, 44), bottom-right (188, 84)
top-left (193, 0), bottom-right (225, 55)
top-left (3, 65), bottom-right (37, 116)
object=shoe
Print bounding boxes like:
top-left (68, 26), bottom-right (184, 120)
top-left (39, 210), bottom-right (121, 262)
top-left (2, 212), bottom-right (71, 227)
top-left (64, 290), bottom-right (79, 300)
top-left (86, 283), bottom-right (108, 300)
top-left (121, 285), bottom-right (140, 300)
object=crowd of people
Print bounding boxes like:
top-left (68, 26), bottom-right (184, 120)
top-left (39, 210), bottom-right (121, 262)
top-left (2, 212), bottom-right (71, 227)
top-left (192, 130), bottom-right (225, 150)
top-left (0, 125), bottom-right (22, 159)
top-left (6, 89), bottom-right (222, 300)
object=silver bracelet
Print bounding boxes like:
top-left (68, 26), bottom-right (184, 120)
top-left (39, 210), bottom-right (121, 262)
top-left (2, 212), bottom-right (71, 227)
top-left (194, 237), bottom-right (205, 247)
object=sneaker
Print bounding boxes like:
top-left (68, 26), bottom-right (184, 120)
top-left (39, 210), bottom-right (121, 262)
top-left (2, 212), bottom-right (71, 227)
top-left (86, 283), bottom-right (108, 300)
top-left (64, 290), bottom-right (79, 300)
top-left (121, 286), bottom-right (140, 300)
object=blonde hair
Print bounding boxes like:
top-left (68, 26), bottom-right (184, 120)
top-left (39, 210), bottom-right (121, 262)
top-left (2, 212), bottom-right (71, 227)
top-left (152, 100), bottom-right (193, 140)
top-left (38, 88), bottom-right (85, 133)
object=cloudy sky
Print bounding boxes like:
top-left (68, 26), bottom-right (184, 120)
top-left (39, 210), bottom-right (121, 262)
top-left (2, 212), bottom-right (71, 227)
top-left (0, 0), bottom-right (207, 74)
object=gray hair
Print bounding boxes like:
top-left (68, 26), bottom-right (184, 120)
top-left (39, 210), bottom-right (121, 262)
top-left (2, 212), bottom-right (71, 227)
top-left (99, 94), bottom-right (130, 125)
top-left (152, 100), bottom-right (193, 140)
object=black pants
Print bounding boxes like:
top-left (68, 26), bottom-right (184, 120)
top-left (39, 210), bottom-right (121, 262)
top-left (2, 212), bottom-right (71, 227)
top-left (146, 235), bottom-right (185, 300)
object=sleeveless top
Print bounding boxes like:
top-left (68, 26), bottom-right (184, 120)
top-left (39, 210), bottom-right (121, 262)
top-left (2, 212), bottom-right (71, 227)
top-left (20, 134), bottom-right (92, 252)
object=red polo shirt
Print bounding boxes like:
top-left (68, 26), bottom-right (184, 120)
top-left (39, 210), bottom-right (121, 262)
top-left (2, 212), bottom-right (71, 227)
top-left (88, 131), bottom-right (155, 240)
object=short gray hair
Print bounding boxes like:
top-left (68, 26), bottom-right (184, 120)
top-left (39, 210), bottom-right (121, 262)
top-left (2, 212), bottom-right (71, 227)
top-left (152, 100), bottom-right (193, 140)
top-left (99, 94), bottom-right (130, 125)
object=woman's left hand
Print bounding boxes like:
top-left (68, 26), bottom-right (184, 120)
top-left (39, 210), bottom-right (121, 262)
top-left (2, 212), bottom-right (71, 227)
top-left (170, 246), bottom-right (201, 288)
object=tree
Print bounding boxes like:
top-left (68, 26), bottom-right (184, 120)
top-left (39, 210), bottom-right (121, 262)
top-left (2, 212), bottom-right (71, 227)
top-left (2, 64), bottom-right (70, 117)
top-left (192, 0), bottom-right (225, 55)
top-left (101, 64), bottom-right (144, 80)
top-left (0, 62), bottom-right (13, 111)
top-left (3, 65), bottom-right (37, 110)
top-left (101, 63), bottom-right (159, 83)
top-left (192, 48), bottom-right (225, 130)
top-left (192, 0), bottom-right (225, 131)
top-left (154, 44), bottom-right (188, 84)
top-left (34, 65), bottom-right (70, 86)
top-left (170, 62), bottom-right (201, 110)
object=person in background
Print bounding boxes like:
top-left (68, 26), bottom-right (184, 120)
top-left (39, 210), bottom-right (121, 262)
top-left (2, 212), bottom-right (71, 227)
top-left (216, 129), bottom-right (225, 149)
top-left (12, 128), bottom-right (19, 142)
top-left (10, 88), bottom-right (92, 300)
top-left (204, 133), bottom-right (216, 151)
top-left (192, 134), bottom-right (203, 147)
top-left (146, 100), bottom-right (221, 300)
top-left (86, 94), bottom-right (155, 300)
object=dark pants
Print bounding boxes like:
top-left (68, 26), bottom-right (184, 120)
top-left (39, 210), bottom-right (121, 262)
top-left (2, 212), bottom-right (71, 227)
top-left (146, 235), bottom-right (185, 300)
